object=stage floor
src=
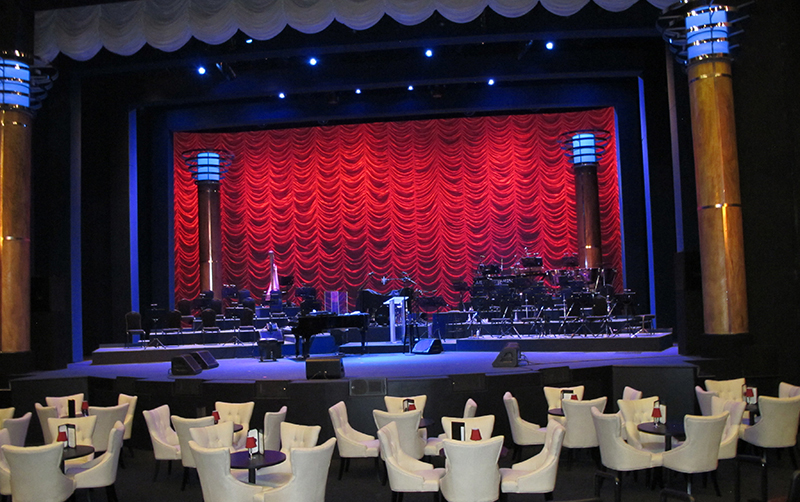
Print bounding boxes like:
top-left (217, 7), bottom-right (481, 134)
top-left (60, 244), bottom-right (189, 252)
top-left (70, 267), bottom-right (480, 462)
top-left (28, 344), bottom-right (695, 383)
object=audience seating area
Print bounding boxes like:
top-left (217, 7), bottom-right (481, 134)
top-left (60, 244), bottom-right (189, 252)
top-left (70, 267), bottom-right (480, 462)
top-left (1, 378), bottom-right (800, 502)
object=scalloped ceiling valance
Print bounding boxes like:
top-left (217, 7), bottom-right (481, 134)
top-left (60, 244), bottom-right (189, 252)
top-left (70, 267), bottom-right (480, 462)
top-left (34, 0), bottom-right (673, 62)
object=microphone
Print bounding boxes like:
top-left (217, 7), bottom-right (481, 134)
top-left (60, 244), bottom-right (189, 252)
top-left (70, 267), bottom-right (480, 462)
top-left (381, 276), bottom-right (387, 285)
top-left (367, 271), bottom-right (374, 275)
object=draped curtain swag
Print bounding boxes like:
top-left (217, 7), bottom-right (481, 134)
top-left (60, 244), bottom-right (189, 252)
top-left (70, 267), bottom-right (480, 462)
top-left (172, 108), bottom-right (621, 307)
top-left (35, 0), bottom-right (674, 62)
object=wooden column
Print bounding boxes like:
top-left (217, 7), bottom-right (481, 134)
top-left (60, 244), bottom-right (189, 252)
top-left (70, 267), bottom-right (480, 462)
top-left (0, 108), bottom-right (32, 352)
top-left (197, 180), bottom-right (222, 300)
top-left (574, 163), bottom-right (603, 269)
top-left (688, 57), bottom-right (748, 335)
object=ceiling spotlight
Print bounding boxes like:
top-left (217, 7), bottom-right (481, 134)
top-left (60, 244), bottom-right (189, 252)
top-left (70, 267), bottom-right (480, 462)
top-left (425, 49), bottom-right (433, 58)
top-left (278, 92), bottom-right (286, 99)
top-left (355, 88), bottom-right (362, 94)
top-left (545, 41), bottom-right (554, 50)
top-left (408, 85), bottom-right (414, 91)
top-left (245, 38), bottom-right (253, 44)
top-left (488, 78), bottom-right (495, 86)
top-left (197, 66), bottom-right (206, 75)
top-left (309, 57), bottom-right (318, 66)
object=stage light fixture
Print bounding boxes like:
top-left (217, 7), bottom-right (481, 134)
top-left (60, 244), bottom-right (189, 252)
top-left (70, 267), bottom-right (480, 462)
top-left (488, 78), bottom-right (495, 86)
top-left (355, 88), bottom-right (361, 94)
top-left (425, 49), bottom-right (433, 57)
top-left (278, 92), bottom-right (285, 99)
top-left (197, 66), bottom-right (206, 75)
top-left (545, 41), bottom-right (554, 50)
top-left (408, 85), bottom-right (414, 91)
top-left (0, 56), bottom-right (31, 108)
top-left (245, 38), bottom-right (253, 44)
top-left (309, 57), bottom-right (318, 66)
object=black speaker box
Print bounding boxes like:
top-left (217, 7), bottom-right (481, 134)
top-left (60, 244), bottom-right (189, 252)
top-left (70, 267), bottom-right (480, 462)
top-left (306, 357), bottom-right (344, 379)
top-left (191, 350), bottom-right (219, 369)
top-left (412, 338), bottom-right (443, 354)
top-left (171, 355), bottom-right (203, 376)
top-left (492, 342), bottom-right (520, 368)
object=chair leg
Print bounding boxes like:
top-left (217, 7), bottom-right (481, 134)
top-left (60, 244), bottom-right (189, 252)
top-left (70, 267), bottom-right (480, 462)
top-left (686, 474), bottom-right (693, 496)
top-left (119, 452), bottom-right (126, 469)
top-left (338, 457), bottom-right (346, 480)
top-left (790, 447), bottom-right (798, 469)
top-left (127, 443), bottom-right (135, 458)
top-left (106, 484), bottom-right (119, 502)
top-left (168, 459), bottom-right (173, 475)
top-left (544, 492), bottom-right (554, 501)
top-left (153, 459), bottom-right (161, 481)
top-left (710, 470), bottom-right (721, 497)
top-left (345, 457), bottom-right (351, 472)
top-left (391, 491), bottom-right (398, 502)
top-left (181, 466), bottom-right (190, 491)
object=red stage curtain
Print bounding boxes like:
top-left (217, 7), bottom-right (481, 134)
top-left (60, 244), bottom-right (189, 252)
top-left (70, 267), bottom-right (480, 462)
top-left (173, 108), bottom-right (621, 307)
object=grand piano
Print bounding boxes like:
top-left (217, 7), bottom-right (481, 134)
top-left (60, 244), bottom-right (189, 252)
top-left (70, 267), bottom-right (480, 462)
top-left (293, 312), bottom-right (370, 358)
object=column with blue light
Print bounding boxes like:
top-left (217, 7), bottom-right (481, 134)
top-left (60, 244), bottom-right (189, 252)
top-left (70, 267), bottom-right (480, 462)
top-left (561, 131), bottom-right (608, 270)
top-left (0, 52), bottom-right (32, 353)
top-left (685, 4), bottom-right (747, 336)
top-left (184, 150), bottom-right (231, 300)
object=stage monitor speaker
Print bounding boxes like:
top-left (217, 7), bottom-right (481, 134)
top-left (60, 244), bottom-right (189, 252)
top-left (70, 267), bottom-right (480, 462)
top-left (171, 355), bottom-right (203, 376)
top-left (350, 378), bottom-right (387, 396)
top-left (190, 350), bottom-right (219, 369)
top-left (412, 338), bottom-right (443, 354)
top-left (492, 342), bottom-right (521, 368)
top-left (306, 357), bottom-right (344, 379)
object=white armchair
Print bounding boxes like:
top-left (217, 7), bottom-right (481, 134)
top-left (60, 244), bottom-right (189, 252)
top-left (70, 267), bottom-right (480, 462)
top-left (256, 421), bottom-right (321, 478)
top-left (65, 421), bottom-right (125, 501)
top-left (48, 416), bottom-right (97, 468)
top-left (88, 403), bottom-right (129, 452)
top-left (695, 385), bottom-right (718, 416)
top-left (0, 429), bottom-right (11, 499)
top-left (190, 421), bottom-right (236, 451)
top-left (215, 401), bottom-right (254, 449)
top-left (705, 378), bottom-right (745, 402)
top-left (171, 415), bottom-right (215, 490)
top-left (189, 440), bottom-right (275, 502)
top-left (34, 403), bottom-right (58, 444)
top-left (385, 395), bottom-right (427, 415)
top-left (622, 386), bottom-right (643, 400)
top-left (440, 415), bottom-right (495, 442)
top-left (117, 393), bottom-right (138, 454)
top-left (328, 401), bottom-right (379, 479)
top-left (3, 412), bottom-right (31, 446)
top-left (2, 442), bottom-right (76, 502)
top-left (377, 421), bottom-right (444, 500)
top-left (617, 396), bottom-right (665, 453)
top-left (142, 404), bottom-right (181, 480)
top-left (661, 413), bottom-right (728, 496)
top-left (46, 394), bottom-right (85, 418)
top-left (503, 392), bottom-right (547, 460)
top-left (562, 396), bottom-right (607, 449)
top-left (263, 406), bottom-right (287, 452)
top-left (463, 398), bottom-right (478, 418)
top-left (373, 409), bottom-right (425, 460)
top-left (424, 398), bottom-right (481, 456)
top-left (779, 382), bottom-right (800, 398)
top-left (591, 408), bottom-right (661, 502)
top-left (501, 420), bottom-right (565, 498)
top-left (710, 396), bottom-right (746, 460)
top-left (440, 435), bottom-right (504, 502)
top-left (0, 409), bottom-right (13, 430)
top-left (256, 438), bottom-right (337, 502)
top-left (543, 385), bottom-right (585, 409)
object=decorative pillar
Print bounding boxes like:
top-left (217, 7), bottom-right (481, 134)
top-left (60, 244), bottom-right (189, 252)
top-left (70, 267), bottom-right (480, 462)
top-left (0, 53), bottom-right (32, 353)
top-left (558, 130), bottom-right (611, 270)
top-left (183, 150), bottom-right (232, 301)
top-left (662, 2), bottom-right (748, 336)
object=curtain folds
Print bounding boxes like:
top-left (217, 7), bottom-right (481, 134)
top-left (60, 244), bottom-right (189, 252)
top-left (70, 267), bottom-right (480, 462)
top-left (173, 108), bottom-right (621, 308)
top-left (35, 0), bottom-right (674, 62)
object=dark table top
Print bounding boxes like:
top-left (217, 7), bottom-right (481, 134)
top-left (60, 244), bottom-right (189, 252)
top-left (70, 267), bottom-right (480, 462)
top-left (637, 421), bottom-right (685, 438)
top-left (62, 445), bottom-right (94, 461)
top-left (230, 450), bottom-right (286, 470)
top-left (419, 417), bottom-right (434, 428)
top-left (548, 408), bottom-right (564, 417)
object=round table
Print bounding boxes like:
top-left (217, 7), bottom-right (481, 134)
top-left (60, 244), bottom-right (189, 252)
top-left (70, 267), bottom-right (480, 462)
top-left (548, 408), bottom-right (564, 417)
top-left (419, 417), bottom-right (434, 429)
top-left (230, 450), bottom-right (286, 483)
top-left (61, 445), bottom-right (95, 472)
top-left (637, 421), bottom-right (685, 450)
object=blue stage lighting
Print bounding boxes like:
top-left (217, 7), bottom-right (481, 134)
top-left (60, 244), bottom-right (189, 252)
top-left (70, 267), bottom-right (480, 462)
top-left (309, 57), bottom-right (318, 66)
top-left (488, 78), bottom-right (495, 86)
top-left (245, 38), bottom-right (253, 44)
top-left (278, 92), bottom-right (285, 99)
top-left (408, 85), bottom-right (414, 91)
top-left (545, 41), bottom-right (554, 50)
top-left (425, 49), bottom-right (433, 58)
top-left (355, 89), bottom-right (362, 94)
top-left (197, 66), bottom-right (206, 75)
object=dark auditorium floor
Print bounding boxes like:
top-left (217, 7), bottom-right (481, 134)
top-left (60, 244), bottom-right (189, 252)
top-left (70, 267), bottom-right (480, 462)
top-left (90, 441), bottom-right (795, 501)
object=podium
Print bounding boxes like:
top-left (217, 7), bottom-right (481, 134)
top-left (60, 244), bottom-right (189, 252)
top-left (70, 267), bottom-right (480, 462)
top-left (383, 296), bottom-right (408, 343)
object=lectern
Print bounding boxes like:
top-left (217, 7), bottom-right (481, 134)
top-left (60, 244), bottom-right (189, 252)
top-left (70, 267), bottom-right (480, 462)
top-left (383, 296), bottom-right (408, 343)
